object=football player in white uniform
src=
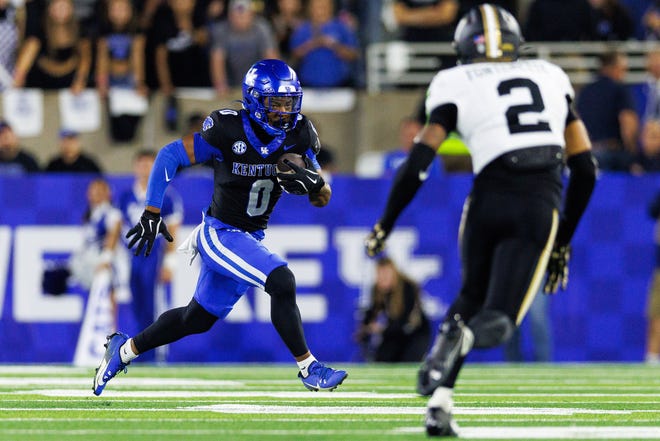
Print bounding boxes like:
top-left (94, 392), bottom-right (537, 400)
top-left (366, 4), bottom-right (597, 437)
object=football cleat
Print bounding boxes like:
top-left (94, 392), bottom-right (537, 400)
top-left (299, 361), bottom-right (348, 391)
top-left (417, 319), bottom-right (474, 396)
top-left (425, 407), bottom-right (459, 437)
top-left (93, 332), bottom-right (130, 396)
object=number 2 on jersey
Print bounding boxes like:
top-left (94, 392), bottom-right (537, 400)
top-left (497, 78), bottom-right (551, 134)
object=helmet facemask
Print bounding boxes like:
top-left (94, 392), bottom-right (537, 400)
top-left (242, 59), bottom-right (303, 137)
top-left (258, 94), bottom-right (302, 133)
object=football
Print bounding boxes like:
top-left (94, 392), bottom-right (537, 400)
top-left (276, 153), bottom-right (306, 173)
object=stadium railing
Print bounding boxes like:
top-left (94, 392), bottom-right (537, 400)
top-left (366, 40), bottom-right (660, 93)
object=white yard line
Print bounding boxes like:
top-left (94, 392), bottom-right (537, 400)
top-left (8, 389), bottom-right (415, 398)
top-left (395, 426), bottom-right (660, 439)
top-left (0, 378), bottom-right (242, 387)
top-left (185, 404), bottom-right (634, 415)
top-left (1, 426), bottom-right (659, 439)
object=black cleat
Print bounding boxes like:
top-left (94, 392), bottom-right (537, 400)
top-left (425, 407), bottom-right (459, 437)
top-left (417, 319), bottom-right (474, 396)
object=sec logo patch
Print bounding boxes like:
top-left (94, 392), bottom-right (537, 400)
top-left (232, 141), bottom-right (247, 154)
top-left (202, 116), bottom-right (214, 131)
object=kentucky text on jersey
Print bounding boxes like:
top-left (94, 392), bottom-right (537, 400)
top-left (231, 162), bottom-right (278, 177)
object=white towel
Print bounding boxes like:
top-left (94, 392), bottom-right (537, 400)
top-left (177, 222), bottom-right (203, 265)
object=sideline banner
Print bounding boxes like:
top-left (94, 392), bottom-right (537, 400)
top-left (73, 268), bottom-right (114, 367)
top-left (0, 174), bottom-right (655, 363)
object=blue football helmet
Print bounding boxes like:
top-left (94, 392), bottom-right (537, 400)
top-left (242, 59), bottom-right (303, 137)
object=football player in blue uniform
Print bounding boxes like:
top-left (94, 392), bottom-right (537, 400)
top-left (93, 59), bottom-right (348, 395)
top-left (366, 4), bottom-right (596, 436)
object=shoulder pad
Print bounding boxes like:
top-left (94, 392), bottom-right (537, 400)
top-left (201, 108), bottom-right (242, 147)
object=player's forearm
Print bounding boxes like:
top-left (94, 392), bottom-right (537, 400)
top-left (556, 150), bottom-right (597, 245)
top-left (378, 142), bottom-right (437, 232)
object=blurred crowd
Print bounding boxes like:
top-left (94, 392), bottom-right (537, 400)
top-left (3, 0), bottom-right (660, 174)
top-left (2, 0), bottom-right (659, 94)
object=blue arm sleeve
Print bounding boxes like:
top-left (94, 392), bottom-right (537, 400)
top-left (305, 148), bottom-right (320, 170)
top-left (145, 139), bottom-right (191, 209)
top-left (194, 132), bottom-right (222, 164)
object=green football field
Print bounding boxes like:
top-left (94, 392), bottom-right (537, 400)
top-left (0, 363), bottom-right (658, 441)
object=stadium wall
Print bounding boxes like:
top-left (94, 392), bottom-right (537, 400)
top-left (0, 173), bottom-right (654, 363)
top-left (0, 90), bottom-right (421, 174)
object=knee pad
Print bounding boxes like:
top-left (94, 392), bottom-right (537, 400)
top-left (467, 310), bottom-right (514, 349)
top-left (265, 265), bottom-right (296, 302)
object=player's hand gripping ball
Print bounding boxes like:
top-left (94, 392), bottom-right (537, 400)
top-left (276, 152), bottom-right (307, 174)
top-left (276, 153), bottom-right (324, 195)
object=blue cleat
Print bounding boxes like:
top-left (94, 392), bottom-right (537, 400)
top-left (93, 332), bottom-right (130, 396)
top-left (298, 361), bottom-right (348, 391)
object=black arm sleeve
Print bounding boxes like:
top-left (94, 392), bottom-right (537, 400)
top-left (378, 142), bottom-right (438, 232)
top-left (565, 95), bottom-right (578, 126)
top-left (556, 151), bottom-right (597, 245)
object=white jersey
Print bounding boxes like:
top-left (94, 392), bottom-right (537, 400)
top-left (425, 59), bottom-right (574, 174)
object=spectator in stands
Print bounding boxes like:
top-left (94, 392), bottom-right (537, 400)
top-left (96, 0), bottom-right (146, 98)
top-left (645, 190), bottom-right (660, 364)
top-left (209, 0), bottom-right (278, 96)
top-left (633, 50), bottom-right (660, 172)
top-left (13, 0), bottom-right (92, 92)
top-left (383, 116), bottom-right (441, 179)
top-left (638, 119), bottom-right (660, 172)
top-left (576, 50), bottom-right (639, 172)
top-left (267, 0), bottom-right (304, 62)
top-left (524, 0), bottom-right (597, 41)
top-left (290, 0), bottom-right (359, 87)
top-left (457, 1), bottom-right (517, 17)
top-left (44, 129), bottom-right (103, 173)
top-left (72, 0), bottom-right (103, 40)
top-left (588, 0), bottom-right (634, 41)
top-left (152, 0), bottom-right (211, 96)
top-left (96, 0), bottom-right (147, 143)
top-left (634, 49), bottom-right (660, 124)
top-left (0, 120), bottom-right (40, 174)
top-left (0, 0), bottom-right (22, 91)
top-left (643, 0), bottom-right (660, 41)
top-left (205, 0), bottom-right (226, 23)
top-left (392, 0), bottom-right (458, 43)
top-left (355, 256), bottom-right (431, 362)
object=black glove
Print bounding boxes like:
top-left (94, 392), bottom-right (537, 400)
top-left (276, 159), bottom-right (325, 195)
top-left (544, 243), bottom-right (571, 294)
top-left (126, 210), bottom-right (173, 257)
top-left (365, 223), bottom-right (390, 257)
